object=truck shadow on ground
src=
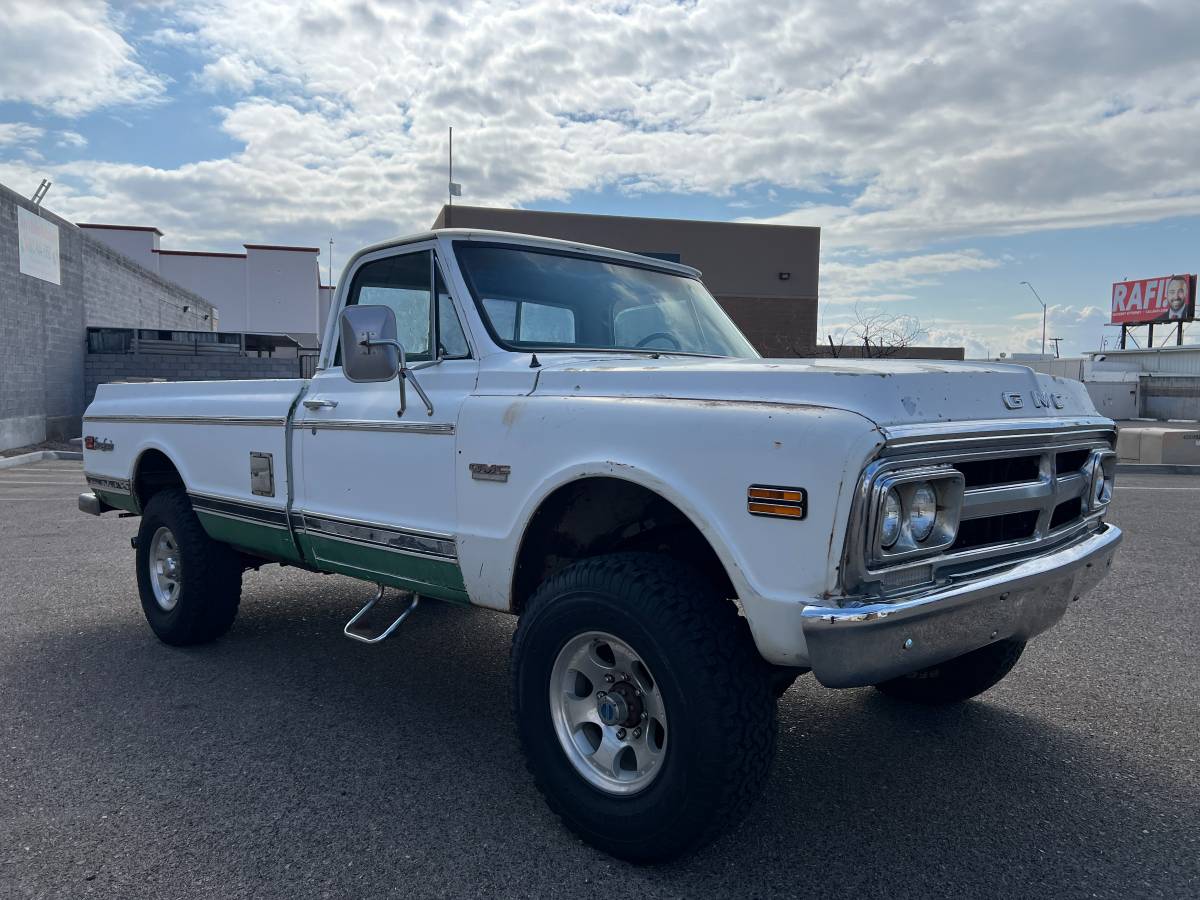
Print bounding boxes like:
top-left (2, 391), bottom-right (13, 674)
top-left (5, 577), bottom-right (1194, 899)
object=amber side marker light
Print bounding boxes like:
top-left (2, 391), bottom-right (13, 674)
top-left (748, 485), bottom-right (808, 520)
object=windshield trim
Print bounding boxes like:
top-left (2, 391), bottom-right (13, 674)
top-left (452, 240), bottom-right (755, 358)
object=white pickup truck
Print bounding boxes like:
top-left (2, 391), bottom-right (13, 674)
top-left (80, 228), bottom-right (1122, 861)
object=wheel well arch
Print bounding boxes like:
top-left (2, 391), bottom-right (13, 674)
top-left (510, 476), bottom-right (737, 614)
top-left (132, 448), bottom-right (185, 510)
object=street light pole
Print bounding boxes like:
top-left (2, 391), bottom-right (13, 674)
top-left (1021, 281), bottom-right (1047, 357)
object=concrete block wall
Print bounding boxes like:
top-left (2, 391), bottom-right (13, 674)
top-left (1, 180), bottom-right (218, 450)
top-left (85, 353), bottom-right (301, 407)
top-left (82, 237), bottom-right (214, 331)
top-left (0, 184), bottom-right (85, 447)
top-left (1140, 376), bottom-right (1200, 421)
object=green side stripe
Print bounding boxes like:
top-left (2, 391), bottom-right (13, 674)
top-left (195, 511), bottom-right (303, 563)
top-left (194, 508), bottom-right (469, 605)
top-left (299, 532), bottom-right (469, 605)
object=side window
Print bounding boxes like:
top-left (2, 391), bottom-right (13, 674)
top-left (482, 297), bottom-right (576, 344)
top-left (436, 264), bottom-right (470, 358)
top-left (336, 250), bottom-right (472, 365)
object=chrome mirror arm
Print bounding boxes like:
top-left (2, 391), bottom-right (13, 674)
top-left (359, 337), bottom-right (435, 417)
top-left (402, 369), bottom-right (434, 416)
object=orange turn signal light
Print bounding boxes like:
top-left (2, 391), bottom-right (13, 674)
top-left (747, 485), bottom-right (807, 520)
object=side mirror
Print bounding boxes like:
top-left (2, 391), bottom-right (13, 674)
top-left (339, 305), bottom-right (400, 383)
top-left (337, 304), bottom-right (434, 417)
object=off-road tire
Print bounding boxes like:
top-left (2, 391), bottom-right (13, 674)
top-left (135, 488), bottom-right (242, 646)
top-left (511, 552), bottom-right (777, 863)
top-left (873, 638), bottom-right (1025, 704)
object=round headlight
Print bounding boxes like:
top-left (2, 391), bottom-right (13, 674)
top-left (909, 482), bottom-right (938, 542)
top-left (880, 489), bottom-right (902, 548)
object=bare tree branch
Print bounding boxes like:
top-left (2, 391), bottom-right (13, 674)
top-left (825, 305), bottom-right (927, 358)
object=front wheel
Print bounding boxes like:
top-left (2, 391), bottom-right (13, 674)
top-left (511, 553), bottom-right (777, 863)
top-left (873, 638), bottom-right (1025, 704)
top-left (135, 488), bottom-right (242, 646)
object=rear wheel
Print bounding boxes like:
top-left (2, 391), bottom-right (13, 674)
top-left (512, 552), bottom-right (777, 862)
top-left (873, 638), bottom-right (1025, 704)
top-left (135, 488), bottom-right (242, 646)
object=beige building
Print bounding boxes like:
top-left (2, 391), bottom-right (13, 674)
top-left (432, 205), bottom-right (820, 356)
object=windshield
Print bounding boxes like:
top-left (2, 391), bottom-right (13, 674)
top-left (454, 243), bottom-right (759, 357)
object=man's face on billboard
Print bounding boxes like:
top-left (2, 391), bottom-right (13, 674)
top-left (1167, 279), bottom-right (1188, 312)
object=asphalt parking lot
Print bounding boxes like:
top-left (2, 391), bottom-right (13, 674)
top-left (1, 461), bottom-right (1197, 899)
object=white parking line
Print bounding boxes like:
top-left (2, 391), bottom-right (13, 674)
top-left (1115, 485), bottom-right (1200, 491)
top-left (0, 481), bottom-right (85, 487)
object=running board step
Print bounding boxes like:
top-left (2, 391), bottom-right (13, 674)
top-left (343, 585), bottom-right (420, 644)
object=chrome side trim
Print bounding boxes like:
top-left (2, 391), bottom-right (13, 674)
top-left (189, 493), bottom-right (290, 529)
top-left (292, 508), bottom-right (454, 541)
top-left (880, 418), bottom-right (1115, 451)
top-left (194, 506), bottom-right (291, 531)
top-left (86, 474), bottom-right (132, 494)
top-left (295, 511), bottom-right (458, 561)
top-left (295, 419), bottom-right (455, 435)
top-left (84, 415), bottom-right (287, 427)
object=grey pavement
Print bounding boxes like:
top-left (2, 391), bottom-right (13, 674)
top-left (1, 462), bottom-right (1197, 899)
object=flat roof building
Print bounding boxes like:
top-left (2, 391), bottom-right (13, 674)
top-left (432, 205), bottom-right (821, 356)
top-left (78, 224), bottom-right (325, 347)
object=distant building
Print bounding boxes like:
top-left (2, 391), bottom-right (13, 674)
top-left (77, 224), bottom-right (325, 347)
top-left (432, 205), bottom-right (821, 356)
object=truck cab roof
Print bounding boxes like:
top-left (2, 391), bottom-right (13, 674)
top-left (344, 228), bottom-right (703, 281)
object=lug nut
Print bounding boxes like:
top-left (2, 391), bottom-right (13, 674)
top-left (604, 674), bottom-right (614, 683)
top-left (596, 691), bottom-right (606, 700)
top-left (640, 712), bottom-right (648, 721)
top-left (632, 727), bottom-right (642, 739)
top-left (634, 689), bottom-right (642, 698)
top-left (616, 728), bottom-right (627, 740)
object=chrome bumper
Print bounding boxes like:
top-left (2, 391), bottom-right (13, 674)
top-left (78, 492), bottom-right (103, 516)
top-left (801, 524), bottom-right (1122, 688)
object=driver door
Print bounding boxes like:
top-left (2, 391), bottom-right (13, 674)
top-left (293, 245), bottom-right (476, 603)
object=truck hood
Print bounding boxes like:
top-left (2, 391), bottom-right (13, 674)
top-left (529, 355), bottom-right (1099, 429)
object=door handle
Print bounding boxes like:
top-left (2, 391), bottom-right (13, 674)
top-left (303, 398), bottom-right (338, 410)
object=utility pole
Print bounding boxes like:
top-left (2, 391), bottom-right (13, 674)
top-left (327, 237), bottom-right (333, 288)
top-left (1021, 281), bottom-right (1048, 357)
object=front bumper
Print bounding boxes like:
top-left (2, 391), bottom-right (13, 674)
top-left (800, 524), bottom-right (1122, 688)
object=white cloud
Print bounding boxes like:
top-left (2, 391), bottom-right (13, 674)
top-left (56, 131), bottom-right (88, 149)
top-left (0, 0), bottom-right (164, 115)
top-left (2, 0), bottom-right (1198, 312)
top-left (196, 55), bottom-right (265, 93)
top-left (0, 123), bottom-right (44, 146)
top-left (820, 249), bottom-right (1001, 306)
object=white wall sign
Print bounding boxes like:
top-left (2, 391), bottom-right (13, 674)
top-left (17, 206), bottom-right (61, 285)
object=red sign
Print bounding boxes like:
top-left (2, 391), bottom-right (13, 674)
top-left (1111, 274), bottom-right (1196, 324)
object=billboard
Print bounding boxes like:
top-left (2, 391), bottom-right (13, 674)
top-left (1111, 274), bottom-right (1196, 325)
top-left (17, 206), bottom-right (61, 285)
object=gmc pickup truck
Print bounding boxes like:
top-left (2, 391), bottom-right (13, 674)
top-left (80, 228), bottom-right (1122, 861)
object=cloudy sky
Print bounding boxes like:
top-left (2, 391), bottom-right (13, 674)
top-left (2, 0), bottom-right (1198, 356)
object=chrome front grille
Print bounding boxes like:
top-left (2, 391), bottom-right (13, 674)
top-left (844, 424), bottom-right (1116, 599)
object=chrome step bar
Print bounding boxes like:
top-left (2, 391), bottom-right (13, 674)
top-left (343, 585), bottom-right (420, 644)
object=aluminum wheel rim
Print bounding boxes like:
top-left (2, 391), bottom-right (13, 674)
top-left (149, 526), bottom-right (182, 612)
top-left (549, 630), bottom-right (668, 796)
